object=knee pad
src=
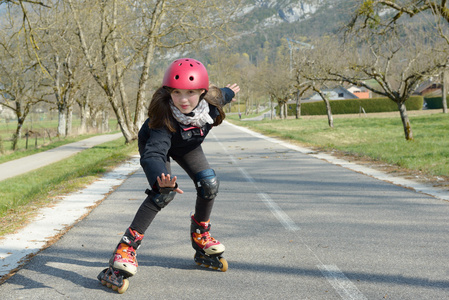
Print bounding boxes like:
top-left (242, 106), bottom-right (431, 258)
top-left (195, 169), bottom-right (219, 200)
top-left (145, 188), bottom-right (176, 209)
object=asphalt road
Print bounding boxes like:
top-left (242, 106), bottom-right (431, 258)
top-left (1, 122), bottom-right (448, 299)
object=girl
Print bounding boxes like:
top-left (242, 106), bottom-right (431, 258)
top-left (99, 58), bottom-right (239, 290)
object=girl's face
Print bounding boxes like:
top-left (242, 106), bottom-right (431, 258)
top-left (170, 88), bottom-right (205, 114)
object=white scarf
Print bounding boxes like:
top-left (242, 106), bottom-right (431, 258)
top-left (169, 99), bottom-right (214, 128)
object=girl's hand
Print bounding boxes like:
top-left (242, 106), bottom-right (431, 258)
top-left (226, 83), bottom-right (240, 102)
top-left (157, 173), bottom-right (184, 194)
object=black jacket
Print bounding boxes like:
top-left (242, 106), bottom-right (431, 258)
top-left (138, 87), bottom-right (235, 188)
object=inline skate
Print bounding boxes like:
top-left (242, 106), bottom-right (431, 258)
top-left (98, 228), bottom-right (144, 293)
top-left (191, 215), bottom-right (228, 272)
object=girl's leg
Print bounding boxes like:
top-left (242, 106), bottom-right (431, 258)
top-left (172, 145), bottom-right (214, 221)
top-left (110, 161), bottom-right (173, 275)
top-left (129, 160), bottom-right (172, 234)
top-left (175, 146), bottom-right (225, 256)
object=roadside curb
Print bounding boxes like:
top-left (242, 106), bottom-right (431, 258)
top-left (0, 155), bottom-right (141, 281)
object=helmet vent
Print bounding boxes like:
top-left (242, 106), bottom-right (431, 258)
top-left (175, 75), bottom-right (180, 80)
top-left (189, 76), bottom-right (194, 81)
top-left (190, 64), bottom-right (193, 67)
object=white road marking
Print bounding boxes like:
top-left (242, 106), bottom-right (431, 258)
top-left (318, 264), bottom-right (368, 300)
top-left (258, 193), bottom-right (300, 231)
top-left (212, 127), bottom-right (367, 300)
top-left (212, 133), bottom-right (299, 231)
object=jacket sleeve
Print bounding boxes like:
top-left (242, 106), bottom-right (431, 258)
top-left (138, 119), bottom-right (172, 188)
top-left (220, 87), bottom-right (235, 106)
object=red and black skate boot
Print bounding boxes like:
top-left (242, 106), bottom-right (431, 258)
top-left (191, 215), bottom-right (225, 255)
top-left (110, 228), bottom-right (144, 276)
top-left (190, 215), bottom-right (228, 271)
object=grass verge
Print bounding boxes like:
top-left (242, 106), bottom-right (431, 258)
top-left (0, 137), bottom-right (137, 236)
top-left (227, 111), bottom-right (449, 185)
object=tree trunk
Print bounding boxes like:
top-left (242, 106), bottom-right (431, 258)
top-left (108, 93), bottom-right (135, 143)
top-left (91, 110), bottom-right (98, 130)
top-left (57, 104), bottom-right (66, 137)
top-left (135, 40), bottom-right (156, 128)
top-left (79, 102), bottom-right (87, 134)
top-left (295, 90), bottom-right (301, 119)
top-left (54, 55), bottom-right (66, 137)
top-left (66, 105), bottom-right (73, 136)
top-left (315, 88), bottom-right (334, 128)
top-left (12, 118), bottom-right (24, 151)
top-left (398, 101), bottom-right (413, 141)
top-left (442, 70), bottom-right (448, 114)
top-left (79, 86), bottom-right (91, 134)
top-left (325, 99), bottom-right (334, 128)
top-left (278, 101), bottom-right (283, 119)
top-left (135, 1), bottom-right (166, 129)
top-left (69, 0), bottom-right (136, 144)
top-left (102, 110), bottom-right (109, 133)
top-left (111, 0), bottom-right (136, 136)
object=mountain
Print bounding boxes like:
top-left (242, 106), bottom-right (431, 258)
top-left (223, 0), bottom-right (360, 61)
top-left (237, 0), bottom-right (327, 26)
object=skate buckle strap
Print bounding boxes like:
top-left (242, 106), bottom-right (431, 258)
top-left (121, 236), bottom-right (140, 250)
top-left (121, 228), bottom-right (144, 250)
top-left (195, 223), bottom-right (211, 234)
top-left (195, 229), bottom-right (217, 243)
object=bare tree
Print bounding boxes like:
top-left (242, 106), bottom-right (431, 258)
top-left (25, 1), bottom-right (90, 137)
top-left (207, 49), bottom-right (242, 113)
top-left (292, 69), bottom-right (312, 119)
top-left (0, 1), bottom-right (51, 70)
top-left (354, 0), bottom-right (449, 113)
top-left (68, 0), bottom-right (240, 143)
top-left (293, 38), bottom-right (337, 127)
top-left (258, 41), bottom-right (295, 119)
top-left (442, 70), bottom-right (448, 112)
top-left (208, 51), bottom-right (251, 114)
top-left (355, 1), bottom-right (449, 25)
top-left (330, 30), bottom-right (447, 140)
top-left (0, 7), bottom-right (51, 149)
top-left (0, 48), bottom-right (47, 149)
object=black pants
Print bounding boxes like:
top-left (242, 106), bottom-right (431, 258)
top-left (130, 145), bottom-right (214, 235)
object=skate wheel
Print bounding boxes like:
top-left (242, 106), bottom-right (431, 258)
top-left (101, 280), bottom-right (107, 286)
top-left (194, 254), bottom-right (201, 266)
top-left (117, 279), bottom-right (129, 294)
top-left (219, 257), bottom-right (228, 272)
top-left (106, 282), bottom-right (112, 288)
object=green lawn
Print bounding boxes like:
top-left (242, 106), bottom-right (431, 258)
top-left (227, 111), bottom-right (449, 178)
top-left (0, 137), bottom-right (137, 236)
top-left (1, 110), bottom-right (447, 236)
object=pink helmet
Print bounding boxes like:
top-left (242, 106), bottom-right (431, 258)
top-left (162, 58), bottom-right (209, 91)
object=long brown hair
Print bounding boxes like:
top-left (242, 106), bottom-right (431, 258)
top-left (204, 86), bottom-right (226, 126)
top-left (147, 86), bottom-right (227, 132)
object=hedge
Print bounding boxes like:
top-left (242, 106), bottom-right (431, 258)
top-left (424, 96), bottom-right (448, 109)
top-left (284, 96), bottom-right (424, 116)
